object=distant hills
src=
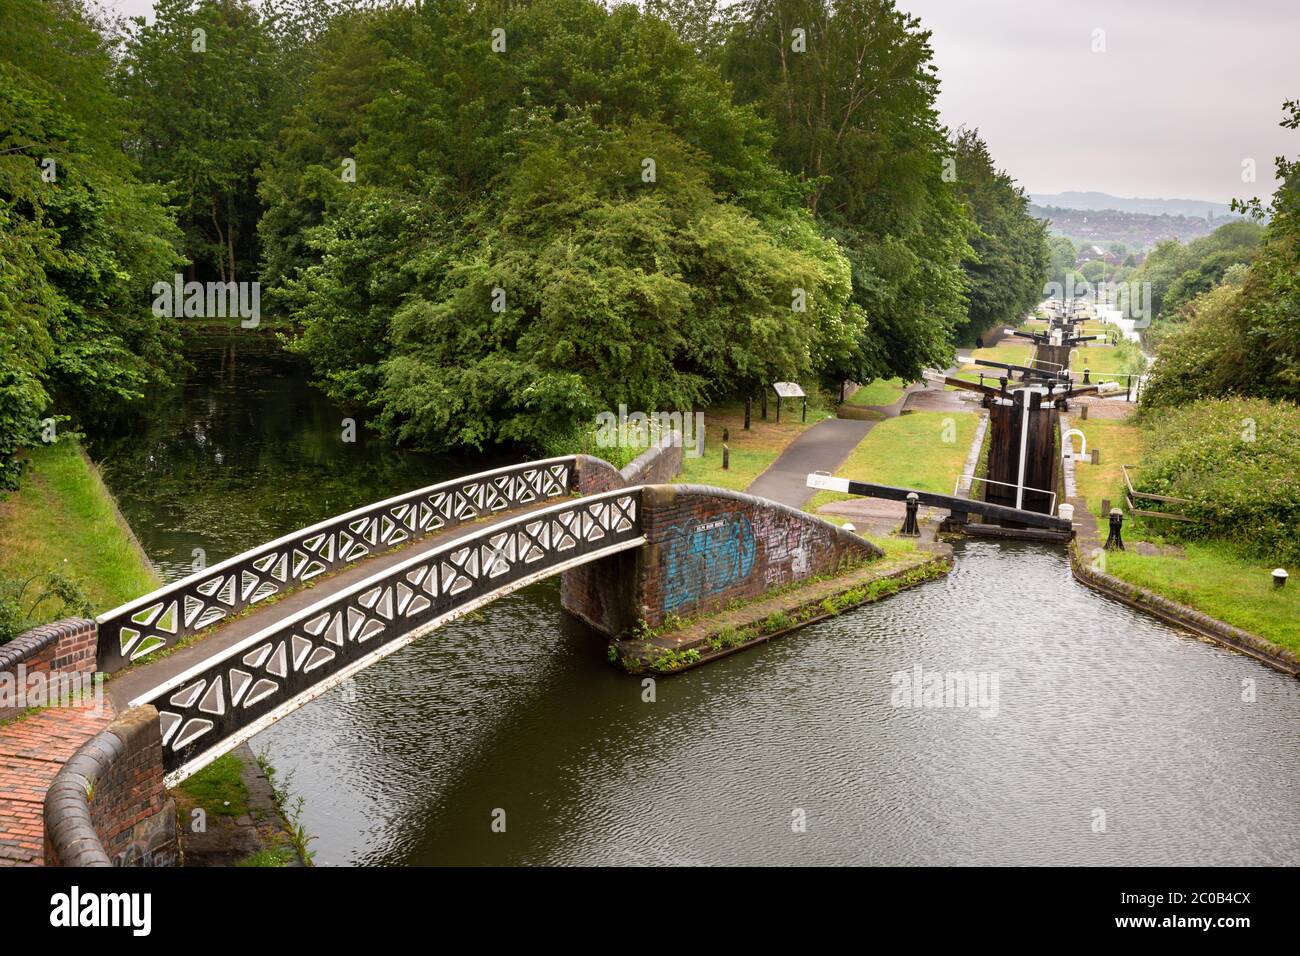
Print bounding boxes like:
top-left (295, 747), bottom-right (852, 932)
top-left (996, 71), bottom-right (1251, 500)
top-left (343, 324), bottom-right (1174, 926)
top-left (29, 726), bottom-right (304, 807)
top-left (1030, 191), bottom-right (1240, 220)
top-left (1029, 205), bottom-right (1223, 251)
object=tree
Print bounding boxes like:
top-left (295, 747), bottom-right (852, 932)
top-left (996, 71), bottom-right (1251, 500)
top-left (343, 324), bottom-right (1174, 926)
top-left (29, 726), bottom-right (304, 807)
top-left (1143, 100), bottom-right (1299, 407)
top-left (267, 0), bottom-right (863, 451)
top-left (0, 0), bottom-right (184, 488)
top-left (719, 0), bottom-right (973, 381)
top-left (117, 0), bottom-right (332, 283)
top-left (948, 128), bottom-right (1048, 342)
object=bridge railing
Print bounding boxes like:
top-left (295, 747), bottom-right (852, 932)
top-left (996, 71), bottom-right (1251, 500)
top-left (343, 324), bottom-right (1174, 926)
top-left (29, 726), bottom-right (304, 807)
top-left (131, 487), bottom-right (644, 783)
top-left (96, 457), bottom-right (580, 673)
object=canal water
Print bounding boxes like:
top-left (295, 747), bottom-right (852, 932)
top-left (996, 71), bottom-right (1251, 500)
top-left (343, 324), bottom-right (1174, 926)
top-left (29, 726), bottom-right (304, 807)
top-left (96, 333), bottom-right (1300, 866)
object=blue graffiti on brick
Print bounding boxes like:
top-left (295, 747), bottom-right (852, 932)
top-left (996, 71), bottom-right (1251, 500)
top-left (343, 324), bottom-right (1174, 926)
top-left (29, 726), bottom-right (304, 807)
top-left (661, 513), bottom-right (757, 613)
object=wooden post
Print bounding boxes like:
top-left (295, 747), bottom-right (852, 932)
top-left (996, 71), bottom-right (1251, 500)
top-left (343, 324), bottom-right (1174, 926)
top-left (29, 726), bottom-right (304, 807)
top-left (776, 395), bottom-right (781, 423)
top-left (744, 397), bottom-right (751, 431)
top-left (722, 444), bottom-right (730, 470)
top-left (761, 390), bottom-right (767, 420)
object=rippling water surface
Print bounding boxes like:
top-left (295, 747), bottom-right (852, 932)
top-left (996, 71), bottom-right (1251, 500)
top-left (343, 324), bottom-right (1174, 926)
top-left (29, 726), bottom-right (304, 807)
top-left (99, 333), bottom-right (1300, 866)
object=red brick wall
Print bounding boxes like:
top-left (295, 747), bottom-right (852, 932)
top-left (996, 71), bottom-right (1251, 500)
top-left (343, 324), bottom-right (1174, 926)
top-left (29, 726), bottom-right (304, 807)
top-left (44, 705), bottom-right (178, 867)
top-left (0, 618), bottom-right (97, 721)
top-left (573, 455), bottom-right (625, 495)
top-left (562, 484), bottom-right (881, 635)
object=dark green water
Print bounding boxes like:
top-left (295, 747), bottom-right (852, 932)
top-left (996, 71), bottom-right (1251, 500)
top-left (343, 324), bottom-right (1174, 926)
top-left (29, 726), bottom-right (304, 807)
top-left (91, 333), bottom-right (505, 580)
top-left (95, 332), bottom-right (1300, 866)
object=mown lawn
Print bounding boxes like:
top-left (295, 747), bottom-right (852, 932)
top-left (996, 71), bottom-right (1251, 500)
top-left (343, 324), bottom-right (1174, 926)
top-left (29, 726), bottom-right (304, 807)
top-left (676, 401), bottom-right (827, 492)
top-left (0, 440), bottom-right (160, 622)
top-left (1105, 540), bottom-right (1300, 655)
top-left (846, 377), bottom-right (907, 408)
top-left (805, 410), bottom-right (980, 511)
top-left (1069, 417), bottom-right (1145, 517)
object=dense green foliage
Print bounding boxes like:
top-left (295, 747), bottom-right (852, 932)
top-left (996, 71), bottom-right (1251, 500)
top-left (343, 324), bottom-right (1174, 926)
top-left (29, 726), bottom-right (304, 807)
top-left (1143, 101), bottom-right (1299, 407)
top-left (1135, 398), bottom-right (1300, 565)
top-left (1045, 235), bottom-right (1079, 291)
top-left (1129, 219), bottom-right (1262, 344)
top-left (0, 0), bottom-right (184, 490)
top-left (719, 0), bottom-right (975, 380)
top-left (117, 0), bottom-right (339, 282)
top-left (0, 0), bottom-right (1051, 471)
top-left (947, 129), bottom-right (1048, 343)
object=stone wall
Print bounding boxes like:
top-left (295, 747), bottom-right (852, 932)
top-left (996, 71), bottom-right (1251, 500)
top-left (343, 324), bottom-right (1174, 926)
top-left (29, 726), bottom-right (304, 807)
top-left (44, 705), bottom-right (178, 867)
top-left (563, 484), bottom-right (882, 636)
top-left (0, 618), bottom-right (97, 721)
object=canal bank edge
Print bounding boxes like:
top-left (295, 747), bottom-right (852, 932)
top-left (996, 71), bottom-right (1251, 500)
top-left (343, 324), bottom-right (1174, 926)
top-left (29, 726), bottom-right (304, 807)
top-left (613, 546), bottom-right (951, 674)
top-left (1058, 415), bottom-right (1299, 678)
top-left (1068, 535), bottom-right (1300, 678)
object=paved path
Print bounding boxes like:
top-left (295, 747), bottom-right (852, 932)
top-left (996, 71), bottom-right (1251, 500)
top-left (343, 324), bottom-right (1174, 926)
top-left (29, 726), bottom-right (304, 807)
top-left (745, 418), bottom-right (876, 509)
top-left (746, 381), bottom-right (935, 509)
top-left (0, 702), bottom-right (115, 865)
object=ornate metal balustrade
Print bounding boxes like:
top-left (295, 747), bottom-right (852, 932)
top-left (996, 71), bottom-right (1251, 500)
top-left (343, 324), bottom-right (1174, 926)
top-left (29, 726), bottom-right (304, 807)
top-left (131, 488), bottom-right (643, 782)
top-left (97, 457), bottom-right (580, 673)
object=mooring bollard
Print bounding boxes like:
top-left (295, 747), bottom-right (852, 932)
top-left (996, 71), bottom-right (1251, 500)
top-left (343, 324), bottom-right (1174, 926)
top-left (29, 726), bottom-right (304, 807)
top-left (1083, 367), bottom-right (1091, 384)
top-left (900, 492), bottom-right (921, 537)
top-left (842, 522), bottom-right (856, 534)
top-left (1273, 568), bottom-right (1288, 590)
top-left (1104, 508), bottom-right (1125, 551)
top-left (722, 443), bottom-right (730, 470)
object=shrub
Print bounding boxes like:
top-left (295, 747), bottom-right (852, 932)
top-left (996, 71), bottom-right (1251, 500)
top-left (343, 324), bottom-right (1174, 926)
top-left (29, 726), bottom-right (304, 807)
top-left (0, 572), bottom-right (93, 645)
top-left (1134, 398), bottom-right (1300, 564)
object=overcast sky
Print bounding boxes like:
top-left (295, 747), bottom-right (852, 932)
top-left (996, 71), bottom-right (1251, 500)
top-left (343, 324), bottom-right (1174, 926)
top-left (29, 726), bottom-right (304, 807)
top-left (99, 0), bottom-right (1297, 202)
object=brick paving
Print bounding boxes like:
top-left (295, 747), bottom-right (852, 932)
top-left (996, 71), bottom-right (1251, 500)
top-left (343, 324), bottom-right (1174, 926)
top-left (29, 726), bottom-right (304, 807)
top-left (0, 701), bottom-right (115, 865)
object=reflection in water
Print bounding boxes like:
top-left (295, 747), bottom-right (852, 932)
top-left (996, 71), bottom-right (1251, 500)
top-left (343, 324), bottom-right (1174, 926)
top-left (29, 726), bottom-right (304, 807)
top-left (91, 333), bottom-right (504, 581)
top-left (258, 542), bottom-right (1300, 866)
top-left (95, 332), bottom-right (1300, 866)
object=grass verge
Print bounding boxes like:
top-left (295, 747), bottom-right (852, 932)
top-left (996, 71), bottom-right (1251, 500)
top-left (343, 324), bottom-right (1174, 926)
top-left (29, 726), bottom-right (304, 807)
top-left (846, 378), bottom-right (906, 408)
top-left (805, 410), bottom-right (979, 511)
top-left (1104, 538), bottom-right (1300, 656)
top-left (0, 440), bottom-right (160, 623)
top-left (675, 400), bottom-right (827, 492)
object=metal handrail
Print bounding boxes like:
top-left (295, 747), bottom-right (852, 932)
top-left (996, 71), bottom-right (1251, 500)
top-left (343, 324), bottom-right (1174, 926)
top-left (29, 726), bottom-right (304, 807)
top-left (133, 487), bottom-right (645, 783)
top-left (96, 456), bottom-right (580, 672)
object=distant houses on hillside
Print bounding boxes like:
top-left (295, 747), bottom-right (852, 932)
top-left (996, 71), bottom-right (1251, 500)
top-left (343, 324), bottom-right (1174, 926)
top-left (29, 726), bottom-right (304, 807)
top-left (1029, 203), bottom-right (1238, 251)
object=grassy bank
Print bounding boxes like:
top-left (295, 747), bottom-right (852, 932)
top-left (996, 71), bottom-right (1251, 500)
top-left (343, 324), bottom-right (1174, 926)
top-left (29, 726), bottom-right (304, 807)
top-left (0, 440), bottom-right (160, 630)
top-left (845, 378), bottom-right (906, 408)
top-left (1103, 540), bottom-right (1300, 655)
top-left (805, 410), bottom-right (979, 511)
top-left (1071, 415), bottom-right (1298, 655)
top-left (1070, 417), bottom-right (1145, 517)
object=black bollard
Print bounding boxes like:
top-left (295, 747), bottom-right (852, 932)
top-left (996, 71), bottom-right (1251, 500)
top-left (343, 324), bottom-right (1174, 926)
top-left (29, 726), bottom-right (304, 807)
top-left (722, 443), bottom-right (730, 470)
top-left (900, 492), bottom-right (921, 537)
top-left (1104, 508), bottom-right (1125, 551)
top-left (761, 390), bottom-right (767, 420)
top-left (1083, 367), bottom-right (1091, 384)
top-left (744, 397), bottom-right (751, 431)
